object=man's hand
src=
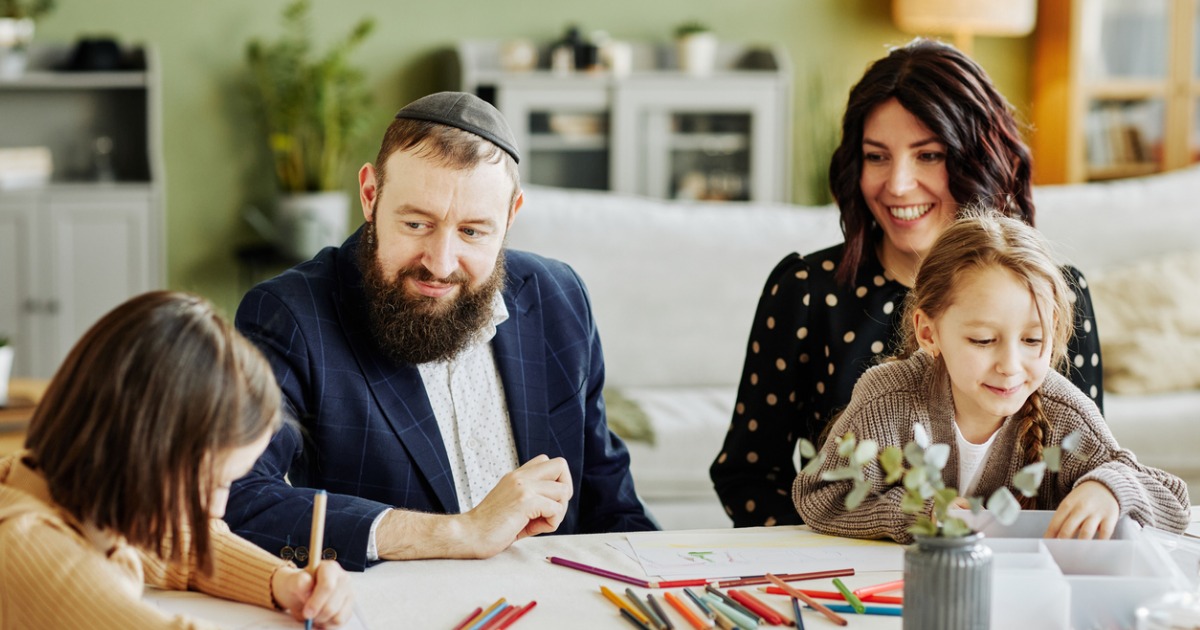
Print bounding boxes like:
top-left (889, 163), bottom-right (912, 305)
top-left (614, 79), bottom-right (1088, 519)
top-left (1044, 480), bottom-right (1120, 540)
top-left (271, 562), bottom-right (355, 628)
top-left (376, 454), bottom-right (573, 560)
top-left (460, 454), bottom-right (573, 557)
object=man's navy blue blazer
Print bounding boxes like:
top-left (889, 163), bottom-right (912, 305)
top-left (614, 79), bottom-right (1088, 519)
top-left (226, 228), bottom-right (657, 570)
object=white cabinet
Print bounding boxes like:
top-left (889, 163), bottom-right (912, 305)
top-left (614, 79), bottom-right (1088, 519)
top-left (457, 40), bottom-right (792, 202)
top-left (0, 44), bottom-right (163, 378)
top-left (0, 187), bottom-right (157, 377)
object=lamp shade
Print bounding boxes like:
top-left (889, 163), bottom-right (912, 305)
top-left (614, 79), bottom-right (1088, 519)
top-left (892, 0), bottom-right (1037, 37)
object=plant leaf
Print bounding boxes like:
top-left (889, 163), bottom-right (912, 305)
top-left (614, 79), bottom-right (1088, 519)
top-left (798, 438), bottom-right (817, 460)
top-left (903, 442), bottom-right (925, 468)
top-left (821, 467), bottom-right (861, 482)
top-left (850, 440), bottom-right (879, 468)
top-left (913, 423), bottom-right (931, 449)
top-left (940, 517), bottom-right (972, 538)
top-left (845, 479), bottom-right (870, 511)
top-left (800, 452), bottom-right (826, 476)
top-left (1013, 461), bottom-right (1047, 497)
top-left (924, 443), bottom-right (950, 472)
top-left (903, 465), bottom-right (928, 492)
top-left (1044, 445), bottom-right (1062, 473)
top-left (967, 496), bottom-right (985, 514)
top-left (836, 432), bottom-right (857, 459)
top-left (880, 446), bottom-right (904, 484)
top-left (987, 487), bottom-right (1021, 525)
top-left (1061, 430), bottom-right (1082, 454)
top-left (901, 491), bottom-right (928, 515)
top-left (908, 516), bottom-right (938, 537)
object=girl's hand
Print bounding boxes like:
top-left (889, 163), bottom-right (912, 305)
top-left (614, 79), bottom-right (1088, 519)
top-left (1044, 481), bottom-right (1119, 540)
top-left (271, 562), bottom-right (355, 628)
top-left (951, 497), bottom-right (971, 509)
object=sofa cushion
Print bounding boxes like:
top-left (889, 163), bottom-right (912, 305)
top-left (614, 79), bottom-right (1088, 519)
top-left (1089, 250), bottom-right (1200, 394)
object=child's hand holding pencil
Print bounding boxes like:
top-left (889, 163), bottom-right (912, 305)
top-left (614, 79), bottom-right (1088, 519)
top-left (270, 490), bottom-right (356, 628)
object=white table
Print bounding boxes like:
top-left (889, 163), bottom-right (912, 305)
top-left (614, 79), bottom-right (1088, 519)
top-left (148, 526), bottom-right (904, 629)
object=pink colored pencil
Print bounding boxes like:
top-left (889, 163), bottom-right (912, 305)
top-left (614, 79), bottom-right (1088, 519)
top-left (764, 586), bottom-right (903, 605)
top-left (852, 579), bottom-right (904, 598)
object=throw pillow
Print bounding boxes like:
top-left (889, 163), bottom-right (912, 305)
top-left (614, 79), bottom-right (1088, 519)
top-left (1087, 250), bottom-right (1200, 395)
top-left (603, 388), bottom-right (655, 445)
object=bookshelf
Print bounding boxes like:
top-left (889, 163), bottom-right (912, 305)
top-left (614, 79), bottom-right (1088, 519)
top-left (1031, 0), bottom-right (1200, 184)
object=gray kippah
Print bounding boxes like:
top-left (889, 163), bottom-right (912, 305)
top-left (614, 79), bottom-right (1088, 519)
top-left (394, 91), bottom-right (520, 164)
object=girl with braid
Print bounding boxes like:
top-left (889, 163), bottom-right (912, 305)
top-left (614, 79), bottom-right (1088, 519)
top-left (794, 212), bottom-right (1189, 543)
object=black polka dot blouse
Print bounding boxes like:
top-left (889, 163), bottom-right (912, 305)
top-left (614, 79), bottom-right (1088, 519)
top-left (710, 242), bottom-right (1105, 528)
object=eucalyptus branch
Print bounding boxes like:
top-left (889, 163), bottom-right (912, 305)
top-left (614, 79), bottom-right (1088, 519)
top-left (799, 425), bottom-right (1083, 538)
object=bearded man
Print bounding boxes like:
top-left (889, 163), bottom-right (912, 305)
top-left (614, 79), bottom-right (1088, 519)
top-left (227, 92), bottom-right (657, 571)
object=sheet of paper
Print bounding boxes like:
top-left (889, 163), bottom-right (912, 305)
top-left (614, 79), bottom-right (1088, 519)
top-left (624, 528), bottom-right (904, 579)
top-left (144, 588), bottom-right (370, 629)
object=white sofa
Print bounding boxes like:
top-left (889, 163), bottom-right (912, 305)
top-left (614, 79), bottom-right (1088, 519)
top-left (507, 165), bottom-right (1200, 530)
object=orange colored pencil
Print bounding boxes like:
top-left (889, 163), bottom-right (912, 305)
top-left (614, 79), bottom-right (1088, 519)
top-left (664, 591), bottom-right (711, 630)
top-left (765, 573), bottom-right (847, 627)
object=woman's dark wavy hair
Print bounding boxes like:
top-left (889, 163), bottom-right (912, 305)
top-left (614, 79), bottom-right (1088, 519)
top-left (829, 38), bottom-right (1035, 286)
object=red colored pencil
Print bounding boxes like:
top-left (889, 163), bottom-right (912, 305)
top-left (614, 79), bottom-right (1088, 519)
top-left (763, 586), bottom-right (903, 605)
top-left (715, 568), bottom-right (854, 588)
top-left (452, 606), bottom-right (484, 630)
top-left (495, 601), bottom-right (537, 629)
top-left (663, 591), bottom-right (710, 630)
top-left (852, 579), bottom-right (904, 598)
top-left (729, 589), bottom-right (789, 626)
top-left (765, 573), bottom-right (847, 627)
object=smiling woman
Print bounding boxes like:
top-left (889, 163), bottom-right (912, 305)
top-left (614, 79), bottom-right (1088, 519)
top-left (710, 37), bottom-right (1106, 530)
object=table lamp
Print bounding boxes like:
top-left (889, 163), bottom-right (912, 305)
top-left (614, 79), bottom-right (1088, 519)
top-left (891, 0), bottom-right (1037, 55)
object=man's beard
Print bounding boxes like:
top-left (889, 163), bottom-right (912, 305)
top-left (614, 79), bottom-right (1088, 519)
top-left (358, 222), bottom-right (506, 365)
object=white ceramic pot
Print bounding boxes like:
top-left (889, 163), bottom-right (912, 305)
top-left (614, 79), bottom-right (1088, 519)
top-left (276, 191), bottom-right (351, 261)
top-left (0, 18), bottom-right (35, 80)
top-left (0, 345), bottom-right (13, 407)
top-left (676, 32), bottom-right (718, 77)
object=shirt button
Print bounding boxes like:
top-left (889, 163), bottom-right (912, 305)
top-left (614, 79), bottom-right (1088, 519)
top-left (468, 437), bottom-right (481, 449)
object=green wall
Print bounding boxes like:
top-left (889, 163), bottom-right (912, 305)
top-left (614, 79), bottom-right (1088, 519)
top-left (33, 0), bottom-right (1032, 315)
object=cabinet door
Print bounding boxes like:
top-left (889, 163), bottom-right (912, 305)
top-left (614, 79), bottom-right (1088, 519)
top-left (0, 193), bottom-right (39, 377)
top-left (612, 80), bottom-right (787, 202)
top-left (43, 190), bottom-right (152, 376)
top-left (495, 81), bottom-right (612, 190)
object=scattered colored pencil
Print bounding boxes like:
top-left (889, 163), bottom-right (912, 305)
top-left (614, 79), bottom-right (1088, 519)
top-left (663, 591), bottom-right (710, 630)
top-left (832, 578), bottom-right (865, 614)
top-left (791, 597), bottom-right (806, 630)
top-left (626, 588), bottom-right (664, 630)
top-left (704, 584), bottom-right (762, 624)
top-left (852, 579), bottom-right (904, 598)
top-left (683, 588), bottom-right (716, 619)
top-left (647, 593), bottom-right (675, 630)
top-left (621, 607), bottom-right (653, 629)
top-left (495, 601), bottom-right (537, 629)
top-left (602, 586), bottom-right (652, 625)
top-left (467, 602), bottom-right (509, 630)
top-left (713, 568), bottom-right (855, 588)
top-left (704, 595), bottom-right (759, 630)
top-left (765, 573), bottom-right (848, 627)
top-left (452, 606), bottom-right (484, 630)
top-left (548, 556), bottom-right (651, 588)
top-left (729, 589), bottom-right (790, 626)
top-left (806, 603), bottom-right (902, 617)
top-left (762, 586), bottom-right (903, 605)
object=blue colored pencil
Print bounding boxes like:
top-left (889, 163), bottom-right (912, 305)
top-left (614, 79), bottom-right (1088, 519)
top-left (683, 588), bottom-right (715, 619)
top-left (806, 602), bottom-right (902, 617)
top-left (791, 597), bottom-right (806, 629)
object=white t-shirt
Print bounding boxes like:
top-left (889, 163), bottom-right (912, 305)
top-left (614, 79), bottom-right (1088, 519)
top-left (953, 419), bottom-right (1002, 498)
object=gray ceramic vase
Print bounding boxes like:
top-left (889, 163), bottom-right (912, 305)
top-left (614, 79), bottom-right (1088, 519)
top-left (903, 532), bottom-right (993, 629)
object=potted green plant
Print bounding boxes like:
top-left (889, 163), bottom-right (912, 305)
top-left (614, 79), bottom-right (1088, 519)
top-left (673, 20), bottom-right (717, 77)
top-left (0, 335), bottom-right (12, 407)
top-left (244, 0), bottom-right (374, 260)
top-left (0, 0), bottom-right (53, 78)
top-left (798, 426), bottom-right (1081, 629)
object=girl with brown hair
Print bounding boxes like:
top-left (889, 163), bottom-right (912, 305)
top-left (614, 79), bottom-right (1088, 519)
top-left (0, 291), bottom-right (353, 628)
top-left (711, 38), bottom-right (1104, 528)
top-left (794, 212), bottom-right (1188, 542)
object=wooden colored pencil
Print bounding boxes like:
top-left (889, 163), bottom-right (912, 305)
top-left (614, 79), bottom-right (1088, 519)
top-left (714, 567), bottom-right (854, 588)
top-left (729, 589), bottom-right (790, 626)
top-left (467, 602), bottom-right (509, 630)
top-left (626, 587), bottom-right (665, 630)
top-left (704, 596), bottom-right (759, 630)
top-left (791, 597), bottom-right (805, 630)
top-left (463, 598), bottom-right (507, 630)
top-left (664, 591), bottom-right (711, 630)
top-left (602, 586), bottom-right (652, 625)
top-left (831, 578), bottom-right (865, 614)
top-left (647, 593), bottom-right (675, 630)
top-left (704, 584), bottom-right (762, 624)
top-left (452, 606), bottom-right (484, 630)
top-left (765, 573), bottom-right (847, 627)
top-left (852, 579), bottom-right (904, 598)
top-left (548, 556), bottom-right (652, 588)
top-left (683, 588), bottom-right (716, 619)
top-left (477, 605), bottom-right (517, 630)
top-left (303, 490), bottom-right (327, 630)
top-left (495, 601), bottom-right (537, 629)
top-left (762, 586), bottom-right (903, 605)
top-left (621, 607), bottom-right (654, 629)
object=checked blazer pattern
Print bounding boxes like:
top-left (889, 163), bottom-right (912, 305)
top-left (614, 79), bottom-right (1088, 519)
top-left (225, 228), bottom-right (657, 570)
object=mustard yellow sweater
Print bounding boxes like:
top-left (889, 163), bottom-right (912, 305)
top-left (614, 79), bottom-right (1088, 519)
top-left (794, 350), bottom-right (1190, 543)
top-left (0, 453), bottom-right (289, 629)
